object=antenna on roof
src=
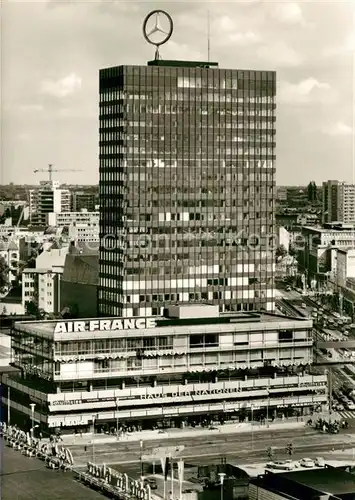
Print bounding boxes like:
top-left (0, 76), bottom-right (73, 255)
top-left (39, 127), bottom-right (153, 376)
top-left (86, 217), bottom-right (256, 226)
top-left (207, 9), bottom-right (211, 61)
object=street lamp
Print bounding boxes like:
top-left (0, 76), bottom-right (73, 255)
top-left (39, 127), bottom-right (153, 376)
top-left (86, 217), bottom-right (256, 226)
top-left (92, 414), bottom-right (97, 463)
top-left (140, 439), bottom-right (144, 479)
top-left (29, 403), bottom-right (36, 438)
top-left (115, 398), bottom-right (119, 438)
top-left (251, 404), bottom-right (254, 450)
top-left (30, 424), bottom-right (39, 440)
top-left (218, 472), bottom-right (226, 500)
top-left (266, 389), bottom-right (270, 428)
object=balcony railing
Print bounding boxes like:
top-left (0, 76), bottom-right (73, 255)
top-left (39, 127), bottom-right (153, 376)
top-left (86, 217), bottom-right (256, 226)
top-left (53, 339), bottom-right (312, 360)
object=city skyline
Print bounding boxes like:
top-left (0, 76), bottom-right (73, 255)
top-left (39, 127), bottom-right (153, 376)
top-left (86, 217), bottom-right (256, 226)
top-left (1, 0), bottom-right (354, 186)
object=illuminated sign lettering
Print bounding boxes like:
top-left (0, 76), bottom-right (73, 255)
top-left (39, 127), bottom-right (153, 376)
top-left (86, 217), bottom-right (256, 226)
top-left (49, 381), bottom-right (326, 407)
top-left (86, 462), bottom-right (150, 500)
top-left (50, 387), bottom-right (242, 406)
top-left (54, 317), bottom-right (157, 334)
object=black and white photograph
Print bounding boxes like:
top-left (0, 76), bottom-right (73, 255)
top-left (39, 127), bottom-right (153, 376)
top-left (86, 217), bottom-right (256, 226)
top-left (0, 1), bottom-right (355, 499)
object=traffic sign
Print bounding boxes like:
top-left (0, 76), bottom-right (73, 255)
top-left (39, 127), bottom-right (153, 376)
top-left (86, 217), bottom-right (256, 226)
top-left (141, 455), bottom-right (157, 462)
top-left (151, 445), bottom-right (185, 458)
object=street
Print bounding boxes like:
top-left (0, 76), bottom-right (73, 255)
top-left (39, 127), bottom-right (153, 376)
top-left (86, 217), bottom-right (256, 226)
top-left (68, 424), bottom-right (355, 468)
top-left (3, 424), bottom-right (355, 500)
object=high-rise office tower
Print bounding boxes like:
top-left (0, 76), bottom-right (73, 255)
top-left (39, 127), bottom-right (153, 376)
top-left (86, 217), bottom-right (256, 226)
top-left (322, 180), bottom-right (355, 224)
top-left (99, 60), bottom-right (276, 317)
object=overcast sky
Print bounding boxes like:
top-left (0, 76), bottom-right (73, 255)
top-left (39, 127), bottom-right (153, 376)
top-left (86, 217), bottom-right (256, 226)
top-left (1, 0), bottom-right (354, 186)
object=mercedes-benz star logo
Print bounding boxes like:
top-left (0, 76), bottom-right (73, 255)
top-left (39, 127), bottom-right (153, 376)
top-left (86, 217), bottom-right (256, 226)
top-left (143, 10), bottom-right (173, 47)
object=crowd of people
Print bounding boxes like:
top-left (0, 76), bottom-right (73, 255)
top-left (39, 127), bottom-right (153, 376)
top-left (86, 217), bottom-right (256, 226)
top-left (306, 417), bottom-right (349, 434)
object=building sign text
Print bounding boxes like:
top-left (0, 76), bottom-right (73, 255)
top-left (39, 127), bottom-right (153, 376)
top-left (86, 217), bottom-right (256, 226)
top-left (54, 318), bottom-right (157, 334)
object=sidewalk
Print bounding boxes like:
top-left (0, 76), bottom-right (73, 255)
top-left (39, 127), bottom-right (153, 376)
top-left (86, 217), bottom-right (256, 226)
top-left (59, 417), bottom-right (313, 446)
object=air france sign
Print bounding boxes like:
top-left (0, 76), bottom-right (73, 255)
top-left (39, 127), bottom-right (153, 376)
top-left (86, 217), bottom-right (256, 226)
top-left (54, 318), bottom-right (157, 334)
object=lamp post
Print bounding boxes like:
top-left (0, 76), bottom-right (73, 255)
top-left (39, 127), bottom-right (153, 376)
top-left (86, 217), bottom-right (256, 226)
top-left (140, 439), bottom-right (144, 479)
top-left (326, 369), bottom-right (332, 420)
top-left (29, 403), bottom-right (36, 438)
top-left (266, 389), bottom-right (270, 428)
top-left (251, 404), bottom-right (254, 451)
top-left (92, 414), bottom-right (96, 463)
top-left (218, 472), bottom-right (226, 500)
top-left (115, 398), bottom-right (119, 438)
top-left (30, 424), bottom-right (39, 441)
top-left (7, 387), bottom-right (10, 424)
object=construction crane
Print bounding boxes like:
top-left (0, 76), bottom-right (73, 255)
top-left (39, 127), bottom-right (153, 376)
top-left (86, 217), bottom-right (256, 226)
top-left (33, 164), bottom-right (83, 182)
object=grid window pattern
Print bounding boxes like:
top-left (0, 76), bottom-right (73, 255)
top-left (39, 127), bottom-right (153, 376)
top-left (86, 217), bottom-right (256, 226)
top-left (99, 61), bottom-right (276, 317)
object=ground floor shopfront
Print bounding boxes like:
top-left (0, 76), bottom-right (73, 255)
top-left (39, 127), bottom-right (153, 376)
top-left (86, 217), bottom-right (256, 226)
top-left (1, 370), bottom-right (328, 435)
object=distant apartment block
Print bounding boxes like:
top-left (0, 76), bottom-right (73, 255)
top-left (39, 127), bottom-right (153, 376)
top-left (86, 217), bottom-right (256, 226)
top-left (336, 248), bottom-right (355, 288)
top-left (322, 180), bottom-right (355, 224)
top-left (276, 186), bottom-right (287, 202)
top-left (60, 253), bottom-right (99, 318)
top-left (22, 244), bottom-right (69, 314)
top-left (71, 191), bottom-right (99, 212)
top-left (47, 211), bottom-right (99, 227)
top-left (29, 181), bottom-right (71, 226)
top-left (0, 240), bottom-right (19, 285)
top-left (68, 223), bottom-right (99, 243)
top-left (299, 223), bottom-right (355, 283)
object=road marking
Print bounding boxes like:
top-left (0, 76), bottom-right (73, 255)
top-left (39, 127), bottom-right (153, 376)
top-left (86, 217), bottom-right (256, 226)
top-left (337, 410), bottom-right (355, 419)
top-left (71, 437), bottom-right (355, 467)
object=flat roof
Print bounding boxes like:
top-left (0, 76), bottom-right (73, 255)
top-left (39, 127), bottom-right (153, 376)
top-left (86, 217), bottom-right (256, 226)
top-left (303, 225), bottom-right (355, 233)
top-left (12, 312), bottom-right (312, 341)
top-left (278, 467), bottom-right (355, 495)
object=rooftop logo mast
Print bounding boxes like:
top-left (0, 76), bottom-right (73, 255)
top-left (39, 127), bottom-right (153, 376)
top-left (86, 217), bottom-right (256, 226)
top-left (143, 10), bottom-right (173, 61)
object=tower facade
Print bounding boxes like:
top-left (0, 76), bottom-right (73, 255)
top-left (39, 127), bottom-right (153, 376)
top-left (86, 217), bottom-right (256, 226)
top-left (322, 180), bottom-right (355, 224)
top-left (99, 60), bottom-right (276, 317)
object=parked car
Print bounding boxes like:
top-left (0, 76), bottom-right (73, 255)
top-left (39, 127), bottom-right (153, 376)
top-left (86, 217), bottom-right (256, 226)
top-left (266, 461), bottom-right (294, 471)
top-left (300, 458), bottom-right (315, 468)
top-left (144, 477), bottom-right (158, 490)
top-left (314, 457), bottom-right (325, 467)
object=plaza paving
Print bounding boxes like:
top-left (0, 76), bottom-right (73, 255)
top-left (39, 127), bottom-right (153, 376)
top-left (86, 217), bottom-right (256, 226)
top-left (1, 440), bottom-right (104, 500)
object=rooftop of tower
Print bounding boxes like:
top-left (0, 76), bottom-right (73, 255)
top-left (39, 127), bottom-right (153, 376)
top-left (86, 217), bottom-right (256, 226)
top-left (147, 59), bottom-right (219, 68)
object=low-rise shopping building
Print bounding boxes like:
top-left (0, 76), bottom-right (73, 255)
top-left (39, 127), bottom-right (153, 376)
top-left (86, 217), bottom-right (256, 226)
top-left (1, 304), bottom-right (327, 432)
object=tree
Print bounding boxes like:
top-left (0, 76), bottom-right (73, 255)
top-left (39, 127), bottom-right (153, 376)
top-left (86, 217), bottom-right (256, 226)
top-left (307, 181), bottom-right (317, 203)
top-left (267, 446), bottom-right (274, 460)
top-left (25, 300), bottom-right (38, 317)
top-left (276, 244), bottom-right (288, 260)
top-left (286, 443), bottom-right (294, 457)
top-left (288, 245), bottom-right (297, 257)
top-left (0, 256), bottom-right (9, 293)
